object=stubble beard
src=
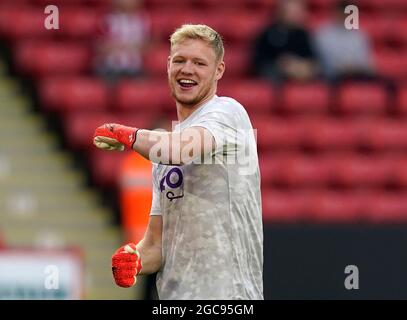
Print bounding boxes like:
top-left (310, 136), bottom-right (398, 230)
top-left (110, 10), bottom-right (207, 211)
top-left (171, 84), bottom-right (207, 108)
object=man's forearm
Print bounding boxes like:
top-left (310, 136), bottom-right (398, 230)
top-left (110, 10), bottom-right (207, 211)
top-left (136, 238), bottom-right (162, 276)
top-left (133, 129), bottom-right (174, 164)
top-left (94, 124), bottom-right (214, 165)
top-left (133, 127), bottom-right (214, 165)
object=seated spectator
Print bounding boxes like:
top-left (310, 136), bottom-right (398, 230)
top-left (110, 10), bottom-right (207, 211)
top-left (94, 0), bottom-right (150, 83)
top-left (313, 0), bottom-right (376, 82)
top-left (252, 0), bottom-right (318, 83)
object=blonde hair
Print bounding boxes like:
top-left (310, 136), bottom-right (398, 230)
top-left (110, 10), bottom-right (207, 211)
top-left (170, 24), bottom-right (224, 62)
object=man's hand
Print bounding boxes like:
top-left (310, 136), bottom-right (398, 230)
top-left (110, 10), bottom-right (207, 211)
top-left (112, 243), bottom-right (142, 288)
top-left (93, 123), bottom-right (139, 151)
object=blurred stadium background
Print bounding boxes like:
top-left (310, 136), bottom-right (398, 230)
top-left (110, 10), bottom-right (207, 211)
top-left (1, 0), bottom-right (407, 299)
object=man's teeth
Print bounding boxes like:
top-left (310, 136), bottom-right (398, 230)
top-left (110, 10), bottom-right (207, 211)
top-left (179, 79), bottom-right (196, 84)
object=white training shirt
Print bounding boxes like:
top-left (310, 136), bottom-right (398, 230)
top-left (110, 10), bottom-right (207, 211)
top-left (150, 95), bottom-right (263, 300)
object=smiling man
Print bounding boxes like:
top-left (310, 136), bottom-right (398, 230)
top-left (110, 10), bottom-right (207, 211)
top-left (93, 24), bottom-right (263, 300)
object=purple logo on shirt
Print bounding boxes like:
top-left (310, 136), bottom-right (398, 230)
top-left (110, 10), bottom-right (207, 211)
top-left (160, 167), bottom-right (184, 201)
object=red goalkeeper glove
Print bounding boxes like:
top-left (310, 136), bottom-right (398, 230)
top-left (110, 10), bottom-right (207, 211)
top-left (93, 123), bottom-right (139, 151)
top-left (111, 243), bottom-right (142, 288)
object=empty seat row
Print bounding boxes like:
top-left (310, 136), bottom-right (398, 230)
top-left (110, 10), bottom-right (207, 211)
top-left (0, 6), bottom-right (104, 41)
top-left (252, 117), bottom-right (407, 151)
top-left (0, 5), bottom-right (269, 44)
top-left (11, 36), bottom-right (407, 81)
top-left (148, 10), bottom-right (269, 43)
top-left (14, 42), bottom-right (91, 77)
top-left (38, 76), bottom-right (407, 116)
top-left (146, 0), bottom-right (277, 9)
top-left (262, 189), bottom-right (407, 223)
top-left (356, 0), bottom-right (407, 11)
top-left (360, 16), bottom-right (407, 45)
top-left (14, 41), bottom-right (252, 77)
top-left (3, 5), bottom-right (407, 49)
top-left (4, 0), bottom-right (407, 11)
top-left (373, 49), bottom-right (407, 80)
top-left (260, 153), bottom-right (407, 187)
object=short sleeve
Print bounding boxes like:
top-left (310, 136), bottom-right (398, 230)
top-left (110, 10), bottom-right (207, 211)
top-left (190, 111), bottom-right (238, 155)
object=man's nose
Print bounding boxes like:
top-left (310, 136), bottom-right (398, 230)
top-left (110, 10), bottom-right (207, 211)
top-left (180, 61), bottom-right (194, 74)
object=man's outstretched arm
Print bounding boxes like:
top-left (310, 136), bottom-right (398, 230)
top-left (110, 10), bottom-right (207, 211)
top-left (112, 215), bottom-right (162, 287)
top-left (93, 123), bottom-right (216, 165)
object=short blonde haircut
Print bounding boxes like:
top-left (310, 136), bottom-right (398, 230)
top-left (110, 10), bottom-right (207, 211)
top-left (170, 24), bottom-right (224, 62)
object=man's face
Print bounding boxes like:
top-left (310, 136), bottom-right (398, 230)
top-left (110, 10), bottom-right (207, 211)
top-left (167, 39), bottom-right (225, 108)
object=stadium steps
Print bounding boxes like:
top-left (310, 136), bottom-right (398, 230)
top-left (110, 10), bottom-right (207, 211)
top-left (0, 64), bottom-right (142, 299)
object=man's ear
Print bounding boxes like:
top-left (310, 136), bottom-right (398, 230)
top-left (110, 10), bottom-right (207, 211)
top-left (215, 61), bottom-right (225, 81)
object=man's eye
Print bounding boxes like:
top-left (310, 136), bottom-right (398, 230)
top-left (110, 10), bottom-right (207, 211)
top-left (196, 62), bottom-right (206, 66)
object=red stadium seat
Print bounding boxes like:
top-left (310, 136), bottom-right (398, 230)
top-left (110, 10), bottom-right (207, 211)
top-left (261, 153), bottom-right (395, 188)
top-left (251, 116), bottom-right (305, 150)
top-left (0, 6), bottom-right (49, 40)
top-left (329, 154), bottom-right (393, 187)
top-left (58, 9), bottom-right (101, 39)
top-left (262, 189), bottom-right (308, 223)
top-left (143, 44), bottom-right (169, 78)
top-left (358, 0), bottom-right (407, 12)
top-left (265, 189), bottom-right (407, 223)
top-left (308, 191), bottom-right (368, 223)
top-left (249, 0), bottom-right (276, 10)
top-left (268, 154), bottom-right (331, 187)
top-left (337, 82), bottom-right (388, 114)
top-left (360, 15), bottom-right (394, 45)
top-left (193, 0), bottom-right (275, 10)
top-left (302, 117), bottom-right (366, 150)
top-left (307, 0), bottom-right (337, 11)
top-left (219, 11), bottom-right (269, 44)
top-left (396, 85), bottom-right (407, 114)
top-left (147, 0), bottom-right (191, 9)
top-left (114, 80), bottom-right (173, 114)
top-left (374, 49), bottom-right (407, 80)
top-left (280, 82), bottom-right (331, 114)
top-left (367, 193), bottom-right (407, 223)
top-left (149, 10), bottom-right (221, 41)
top-left (222, 46), bottom-right (251, 78)
top-left (217, 80), bottom-right (274, 115)
top-left (195, 0), bottom-right (246, 8)
top-left (14, 41), bottom-right (91, 77)
top-left (252, 116), bottom-right (372, 150)
top-left (1, 0), bottom-right (29, 3)
top-left (39, 77), bottom-right (110, 114)
top-left (32, 0), bottom-right (84, 5)
top-left (149, 10), bottom-right (185, 41)
top-left (307, 12), bottom-right (331, 31)
top-left (391, 157), bottom-right (407, 187)
top-left (363, 119), bottom-right (407, 150)
top-left (394, 19), bottom-right (407, 45)
top-left (258, 153), bottom-right (282, 187)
